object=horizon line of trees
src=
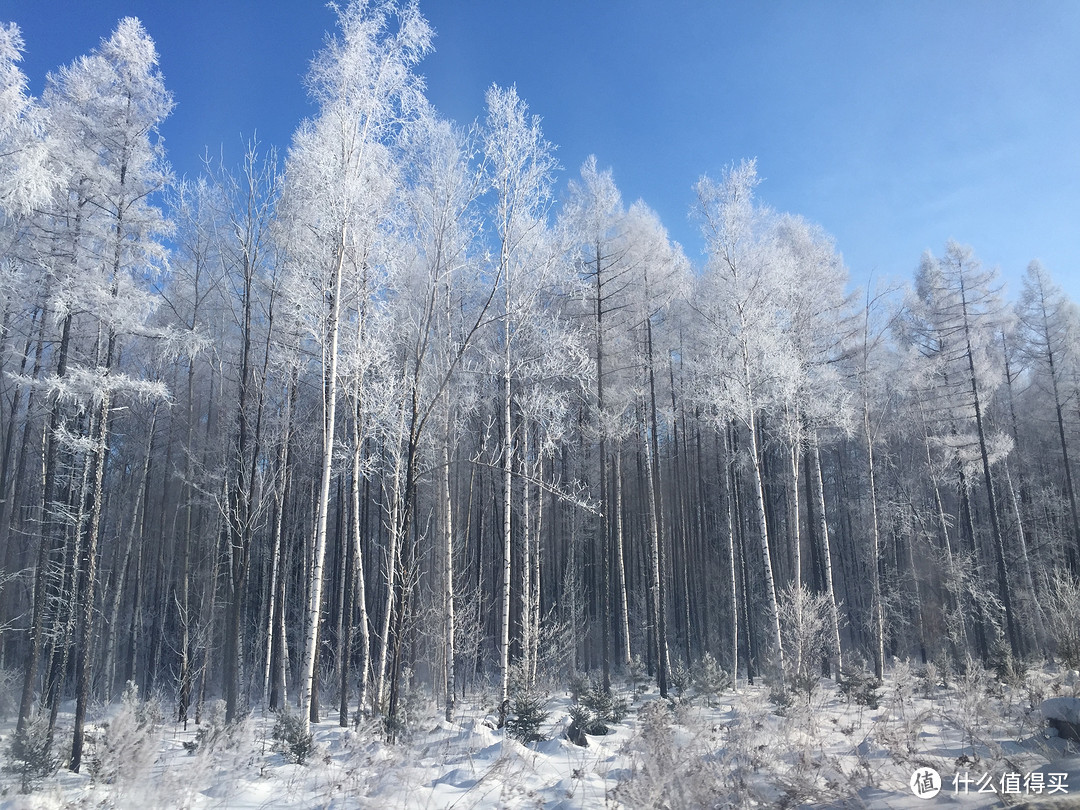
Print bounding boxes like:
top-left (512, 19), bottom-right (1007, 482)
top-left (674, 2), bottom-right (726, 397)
top-left (2, 2), bottom-right (1079, 770)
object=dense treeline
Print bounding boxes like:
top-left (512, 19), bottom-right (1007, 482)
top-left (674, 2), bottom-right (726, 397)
top-left (2, 3), bottom-right (1079, 768)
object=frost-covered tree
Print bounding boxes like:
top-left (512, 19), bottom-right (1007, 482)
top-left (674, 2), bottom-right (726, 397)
top-left (375, 105), bottom-right (489, 729)
top-left (279, 0), bottom-right (431, 732)
top-left (397, 109), bottom-right (486, 722)
top-left (0, 22), bottom-right (50, 219)
top-left (561, 156), bottom-right (632, 688)
top-left (482, 84), bottom-right (589, 718)
top-left (1016, 261), bottom-right (1080, 565)
top-left (903, 242), bottom-right (1019, 660)
top-left (693, 160), bottom-right (786, 682)
top-left (767, 213), bottom-right (855, 679)
top-left (10, 16), bottom-right (173, 770)
top-left (620, 201), bottom-right (687, 696)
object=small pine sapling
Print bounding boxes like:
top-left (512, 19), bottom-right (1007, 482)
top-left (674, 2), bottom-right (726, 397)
top-left (506, 690), bottom-right (549, 744)
top-left (385, 666), bottom-right (427, 741)
top-left (4, 714), bottom-right (57, 793)
top-left (272, 705), bottom-right (315, 764)
top-left (627, 655), bottom-right (650, 695)
top-left (668, 662), bottom-right (692, 702)
top-left (838, 664), bottom-right (882, 709)
top-left (693, 652), bottom-right (733, 706)
top-left (183, 699), bottom-right (245, 754)
top-left (566, 675), bottom-right (629, 744)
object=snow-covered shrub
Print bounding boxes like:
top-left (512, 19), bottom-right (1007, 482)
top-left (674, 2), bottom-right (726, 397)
top-left (692, 652), bottom-right (733, 706)
top-left (615, 699), bottom-right (727, 808)
top-left (134, 685), bottom-right (166, 730)
top-left (568, 671), bottom-right (591, 702)
top-left (534, 608), bottom-right (577, 688)
top-left (768, 680), bottom-right (796, 713)
top-left (871, 667), bottom-right (933, 768)
top-left (778, 582), bottom-right (832, 700)
top-left (272, 705), bottom-right (314, 764)
top-left (0, 668), bottom-right (19, 720)
top-left (948, 661), bottom-right (994, 758)
top-left (1045, 572), bottom-right (1080, 668)
top-left (184, 698), bottom-right (244, 754)
top-left (993, 649), bottom-right (1028, 690)
top-left (617, 700), bottom-right (674, 795)
top-left (890, 659), bottom-right (914, 710)
top-left (88, 682), bottom-right (160, 787)
top-left (3, 714), bottom-right (57, 793)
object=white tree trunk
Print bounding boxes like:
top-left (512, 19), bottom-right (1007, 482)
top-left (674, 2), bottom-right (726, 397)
top-left (743, 366), bottom-right (785, 681)
top-left (299, 230), bottom-right (347, 731)
top-left (351, 410), bottom-right (372, 716)
top-left (441, 435), bottom-right (456, 721)
top-left (863, 399), bottom-right (886, 679)
top-left (809, 433), bottom-right (843, 678)
top-left (499, 311), bottom-right (512, 721)
top-left (614, 449), bottom-right (632, 668)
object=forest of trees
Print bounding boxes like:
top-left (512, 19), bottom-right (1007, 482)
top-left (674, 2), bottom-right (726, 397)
top-left (2, 3), bottom-right (1080, 771)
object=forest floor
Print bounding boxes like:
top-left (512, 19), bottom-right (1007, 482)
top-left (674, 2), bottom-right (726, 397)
top-left (1, 661), bottom-right (1079, 809)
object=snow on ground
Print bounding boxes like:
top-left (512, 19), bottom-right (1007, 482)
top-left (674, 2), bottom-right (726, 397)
top-left (2, 662), bottom-right (1079, 809)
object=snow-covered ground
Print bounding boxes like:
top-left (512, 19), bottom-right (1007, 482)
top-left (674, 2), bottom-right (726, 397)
top-left (2, 662), bottom-right (1079, 809)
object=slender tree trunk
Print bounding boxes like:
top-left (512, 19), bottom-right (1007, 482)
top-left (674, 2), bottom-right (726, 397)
top-left (862, 398), bottom-right (886, 679)
top-left (668, 355), bottom-right (692, 668)
top-left (641, 401), bottom-right (668, 697)
top-left (70, 388), bottom-right (111, 772)
top-left (351, 418), bottom-right (372, 717)
top-left (499, 282), bottom-right (513, 724)
top-left (730, 423), bottom-right (756, 685)
top-left (520, 426), bottom-right (533, 685)
top-left (722, 426), bottom-right (739, 686)
top-left (960, 281), bottom-right (1019, 658)
top-left (529, 449), bottom-right (543, 682)
top-left (337, 478), bottom-right (355, 727)
top-left (103, 410), bottom-right (156, 698)
top-left (263, 377), bottom-right (295, 708)
top-left (788, 434), bottom-right (802, 592)
top-left (745, 403), bottom-right (785, 680)
top-left (178, 358), bottom-right (197, 726)
top-left (18, 312), bottom-right (73, 734)
top-left (1002, 462), bottom-right (1043, 649)
top-left (300, 229), bottom-right (348, 730)
top-left (1036, 304), bottom-right (1080, 561)
top-left (375, 395), bottom-right (409, 715)
top-left (441, 434), bottom-right (456, 720)
top-left (809, 434), bottom-right (843, 678)
top-left (613, 448), bottom-right (632, 668)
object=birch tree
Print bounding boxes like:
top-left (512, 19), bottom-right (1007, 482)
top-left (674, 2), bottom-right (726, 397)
top-left (694, 160), bottom-right (786, 682)
top-left (482, 84), bottom-right (567, 719)
top-left (769, 213), bottom-right (855, 678)
top-left (280, 0), bottom-right (431, 731)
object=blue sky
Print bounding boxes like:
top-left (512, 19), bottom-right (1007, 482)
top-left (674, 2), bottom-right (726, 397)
top-left (5, 1), bottom-right (1079, 300)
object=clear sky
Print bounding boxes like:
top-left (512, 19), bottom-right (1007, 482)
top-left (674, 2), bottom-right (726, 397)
top-left (5, 1), bottom-right (1079, 301)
